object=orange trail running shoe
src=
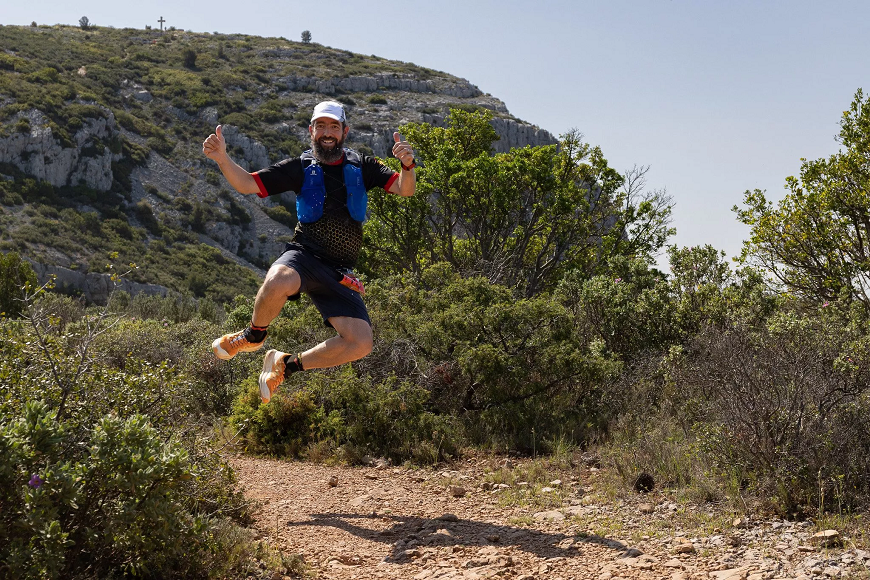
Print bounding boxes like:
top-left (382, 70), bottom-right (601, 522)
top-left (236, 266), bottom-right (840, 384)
top-left (212, 329), bottom-right (265, 360)
top-left (259, 349), bottom-right (288, 403)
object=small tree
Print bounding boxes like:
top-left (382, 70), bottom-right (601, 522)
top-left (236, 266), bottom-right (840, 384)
top-left (0, 252), bottom-right (38, 319)
top-left (736, 89), bottom-right (870, 309)
top-left (79, 16), bottom-right (90, 30)
top-left (301, 30), bottom-right (312, 43)
top-left (182, 48), bottom-right (197, 69)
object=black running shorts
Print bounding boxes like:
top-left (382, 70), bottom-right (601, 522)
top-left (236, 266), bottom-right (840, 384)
top-left (272, 244), bottom-right (370, 328)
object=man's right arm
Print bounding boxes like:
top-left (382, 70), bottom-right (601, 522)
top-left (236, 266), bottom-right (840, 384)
top-left (202, 125), bottom-right (260, 195)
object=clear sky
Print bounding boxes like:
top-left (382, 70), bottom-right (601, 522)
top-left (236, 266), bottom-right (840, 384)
top-left (4, 1), bottom-right (869, 267)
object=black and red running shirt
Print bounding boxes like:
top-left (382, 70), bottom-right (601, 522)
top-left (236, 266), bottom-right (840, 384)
top-left (252, 152), bottom-right (398, 268)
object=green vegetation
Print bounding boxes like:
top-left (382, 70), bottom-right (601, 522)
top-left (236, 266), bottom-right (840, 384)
top-left (0, 24), bottom-right (485, 299)
top-left (0, 270), bottom-right (308, 578)
top-left (3, 22), bottom-right (870, 574)
top-left (0, 251), bottom-right (37, 317)
top-left (0, 167), bottom-right (259, 303)
top-left (737, 89), bottom-right (870, 308)
top-left (362, 109), bottom-right (673, 297)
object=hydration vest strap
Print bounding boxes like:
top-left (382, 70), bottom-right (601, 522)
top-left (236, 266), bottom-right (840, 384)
top-left (298, 149), bottom-right (368, 223)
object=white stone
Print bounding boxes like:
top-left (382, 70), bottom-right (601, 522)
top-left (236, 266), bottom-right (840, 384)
top-left (533, 510), bottom-right (565, 521)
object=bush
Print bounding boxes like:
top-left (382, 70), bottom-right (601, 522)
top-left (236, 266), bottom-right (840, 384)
top-left (668, 311), bottom-right (870, 514)
top-left (363, 266), bottom-right (621, 451)
top-left (15, 117), bottom-right (31, 134)
top-left (226, 264), bottom-right (626, 459)
top-left (146, 135), bottom-right (174, 156)
top-left (135, 200), bottom-right (161, 234)
top-left (182, 48), bottom-right (197, 69)
top-left (558, 257), bottom-right (678, 360)
top-left (0, 401), bottom-right (251, 579)
top-left (0, 287), bottom-right (263, 576)
top-left (230, 366), bottom-right (459, 463)
top-left (263, 204), bottom-right (296, 228)
top-left (0, 251), bottom-right (38, 318)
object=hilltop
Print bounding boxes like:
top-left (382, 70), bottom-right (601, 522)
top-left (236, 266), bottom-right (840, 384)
top-left (0, 24), bottom-right (556, 303)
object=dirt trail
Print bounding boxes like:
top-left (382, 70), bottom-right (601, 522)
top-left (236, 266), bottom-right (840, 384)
top-left (229, 455), bottom-right (868, 580)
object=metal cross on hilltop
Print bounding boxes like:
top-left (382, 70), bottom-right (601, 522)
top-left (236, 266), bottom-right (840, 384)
top-left (158, 16), bottom-right (166, 31)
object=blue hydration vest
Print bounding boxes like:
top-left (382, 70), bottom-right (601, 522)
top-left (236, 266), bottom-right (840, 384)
top-left (298, 149), bottom-right (367, 223)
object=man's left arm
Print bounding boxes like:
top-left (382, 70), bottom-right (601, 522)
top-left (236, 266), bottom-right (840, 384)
top-left (388, 132), bottom-right (415, 197)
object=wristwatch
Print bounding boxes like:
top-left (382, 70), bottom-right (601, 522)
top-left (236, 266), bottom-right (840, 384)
top-left (401, 158), bottom-right (417, 171)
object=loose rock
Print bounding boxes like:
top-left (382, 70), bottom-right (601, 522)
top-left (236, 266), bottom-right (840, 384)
top-left (811, 530), bottom-right (843, 548)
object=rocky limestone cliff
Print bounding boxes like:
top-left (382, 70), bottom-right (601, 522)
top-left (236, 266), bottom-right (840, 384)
top-left (0, 25), bottom-right (560, 303)
top-left (28, 260), bottom-right (169, 305)
top-left (128, 146), bottom-right (288, 270)
top-left (0, 107), bottom-right (121, 191)
top-left (219, 125), bottom-right (270, 171)
top-left (274, 72), bottom-right (486, 100)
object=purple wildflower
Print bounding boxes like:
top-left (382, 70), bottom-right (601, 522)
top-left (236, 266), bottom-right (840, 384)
top-left (615, 278), bottom-right (622, 283)
top-left (28, 474), bottom-right (43, 488)
top-left (822, 301), bottom-right (830, 307)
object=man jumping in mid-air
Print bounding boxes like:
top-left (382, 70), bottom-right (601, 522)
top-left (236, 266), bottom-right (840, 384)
top-left (202, 100), bottom-right (416, 402)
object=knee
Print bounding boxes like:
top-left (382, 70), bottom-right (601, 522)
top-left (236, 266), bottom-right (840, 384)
top-left (347, 327), bottom-right (373, 360)
top-left (261, 266), bottom-right (298, 296)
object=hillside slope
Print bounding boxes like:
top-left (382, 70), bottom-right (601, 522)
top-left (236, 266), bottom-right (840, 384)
top-left (0, 24), bottom-right (556, 302)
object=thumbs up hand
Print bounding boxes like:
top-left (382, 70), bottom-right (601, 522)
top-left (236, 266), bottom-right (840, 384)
top-left (391, 132), bottom-right (415, 170)
top-left (202, 124), bottom-right (227, 161)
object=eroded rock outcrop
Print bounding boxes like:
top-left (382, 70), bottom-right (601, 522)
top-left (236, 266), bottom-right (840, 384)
top-left (276, 73), bottom-right (483, 99)
top-left (28, 261), bottom-right (169, 306)
top-left (219, 124), bottom-right (270, 171)
top-left (0, 108), bottom-right (121, 191)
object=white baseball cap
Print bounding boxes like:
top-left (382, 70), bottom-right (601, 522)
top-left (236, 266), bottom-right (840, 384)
top-left (311, 101), bottom-right (346, 124)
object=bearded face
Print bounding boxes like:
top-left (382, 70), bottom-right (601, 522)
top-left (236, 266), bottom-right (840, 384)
top-left (310, 121), bottom-right (346, 163)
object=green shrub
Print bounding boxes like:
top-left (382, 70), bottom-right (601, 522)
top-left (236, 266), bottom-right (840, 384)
top-left (0, 251), bottom-right (38, 318)
top-left (230, 366), bottom-right (459, 463)
top-left (226, 197), bottom-right (251, 225)
top-left (558, 257), bottom-right (679, 360)
top-left (0, 400), bottom-right (255, 579)
top-left (263, 204), bottom-right (296, 227)
top-left (135, 200), bottom-right (161, 234)
top-left (222, 112), bottom-right (255, 131)
top-left (205, 170), bottom-right (221, 186)
top-left (668, 310), bottom-right (870, 514)
top-left (362, 266), bottom-right (621, 451)
top-left (146, 135), bottom-right (174, 155)
top-left (0, 295), bottom-right (258, 572)
top-left (15, 117), bottom-right (31, 134)
top-left (226, 264), bottom-right (631, 459)
top-left (182, 48), bottom-right (197, 69)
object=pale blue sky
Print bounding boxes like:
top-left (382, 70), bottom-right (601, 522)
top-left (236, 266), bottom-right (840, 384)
top-left (5, 1), bottom-right (869, 267)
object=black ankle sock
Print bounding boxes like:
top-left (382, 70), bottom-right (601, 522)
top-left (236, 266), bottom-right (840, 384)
top-left (246, 324), bottom-right (268, 343)
top-left (282, 354), bottom-right (304, 373)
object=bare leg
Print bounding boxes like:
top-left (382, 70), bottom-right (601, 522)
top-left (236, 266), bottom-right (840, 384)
top-left (299, 316), bottom-right (373, 369)
top-left (251, 265), bottom-right (301, 327)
